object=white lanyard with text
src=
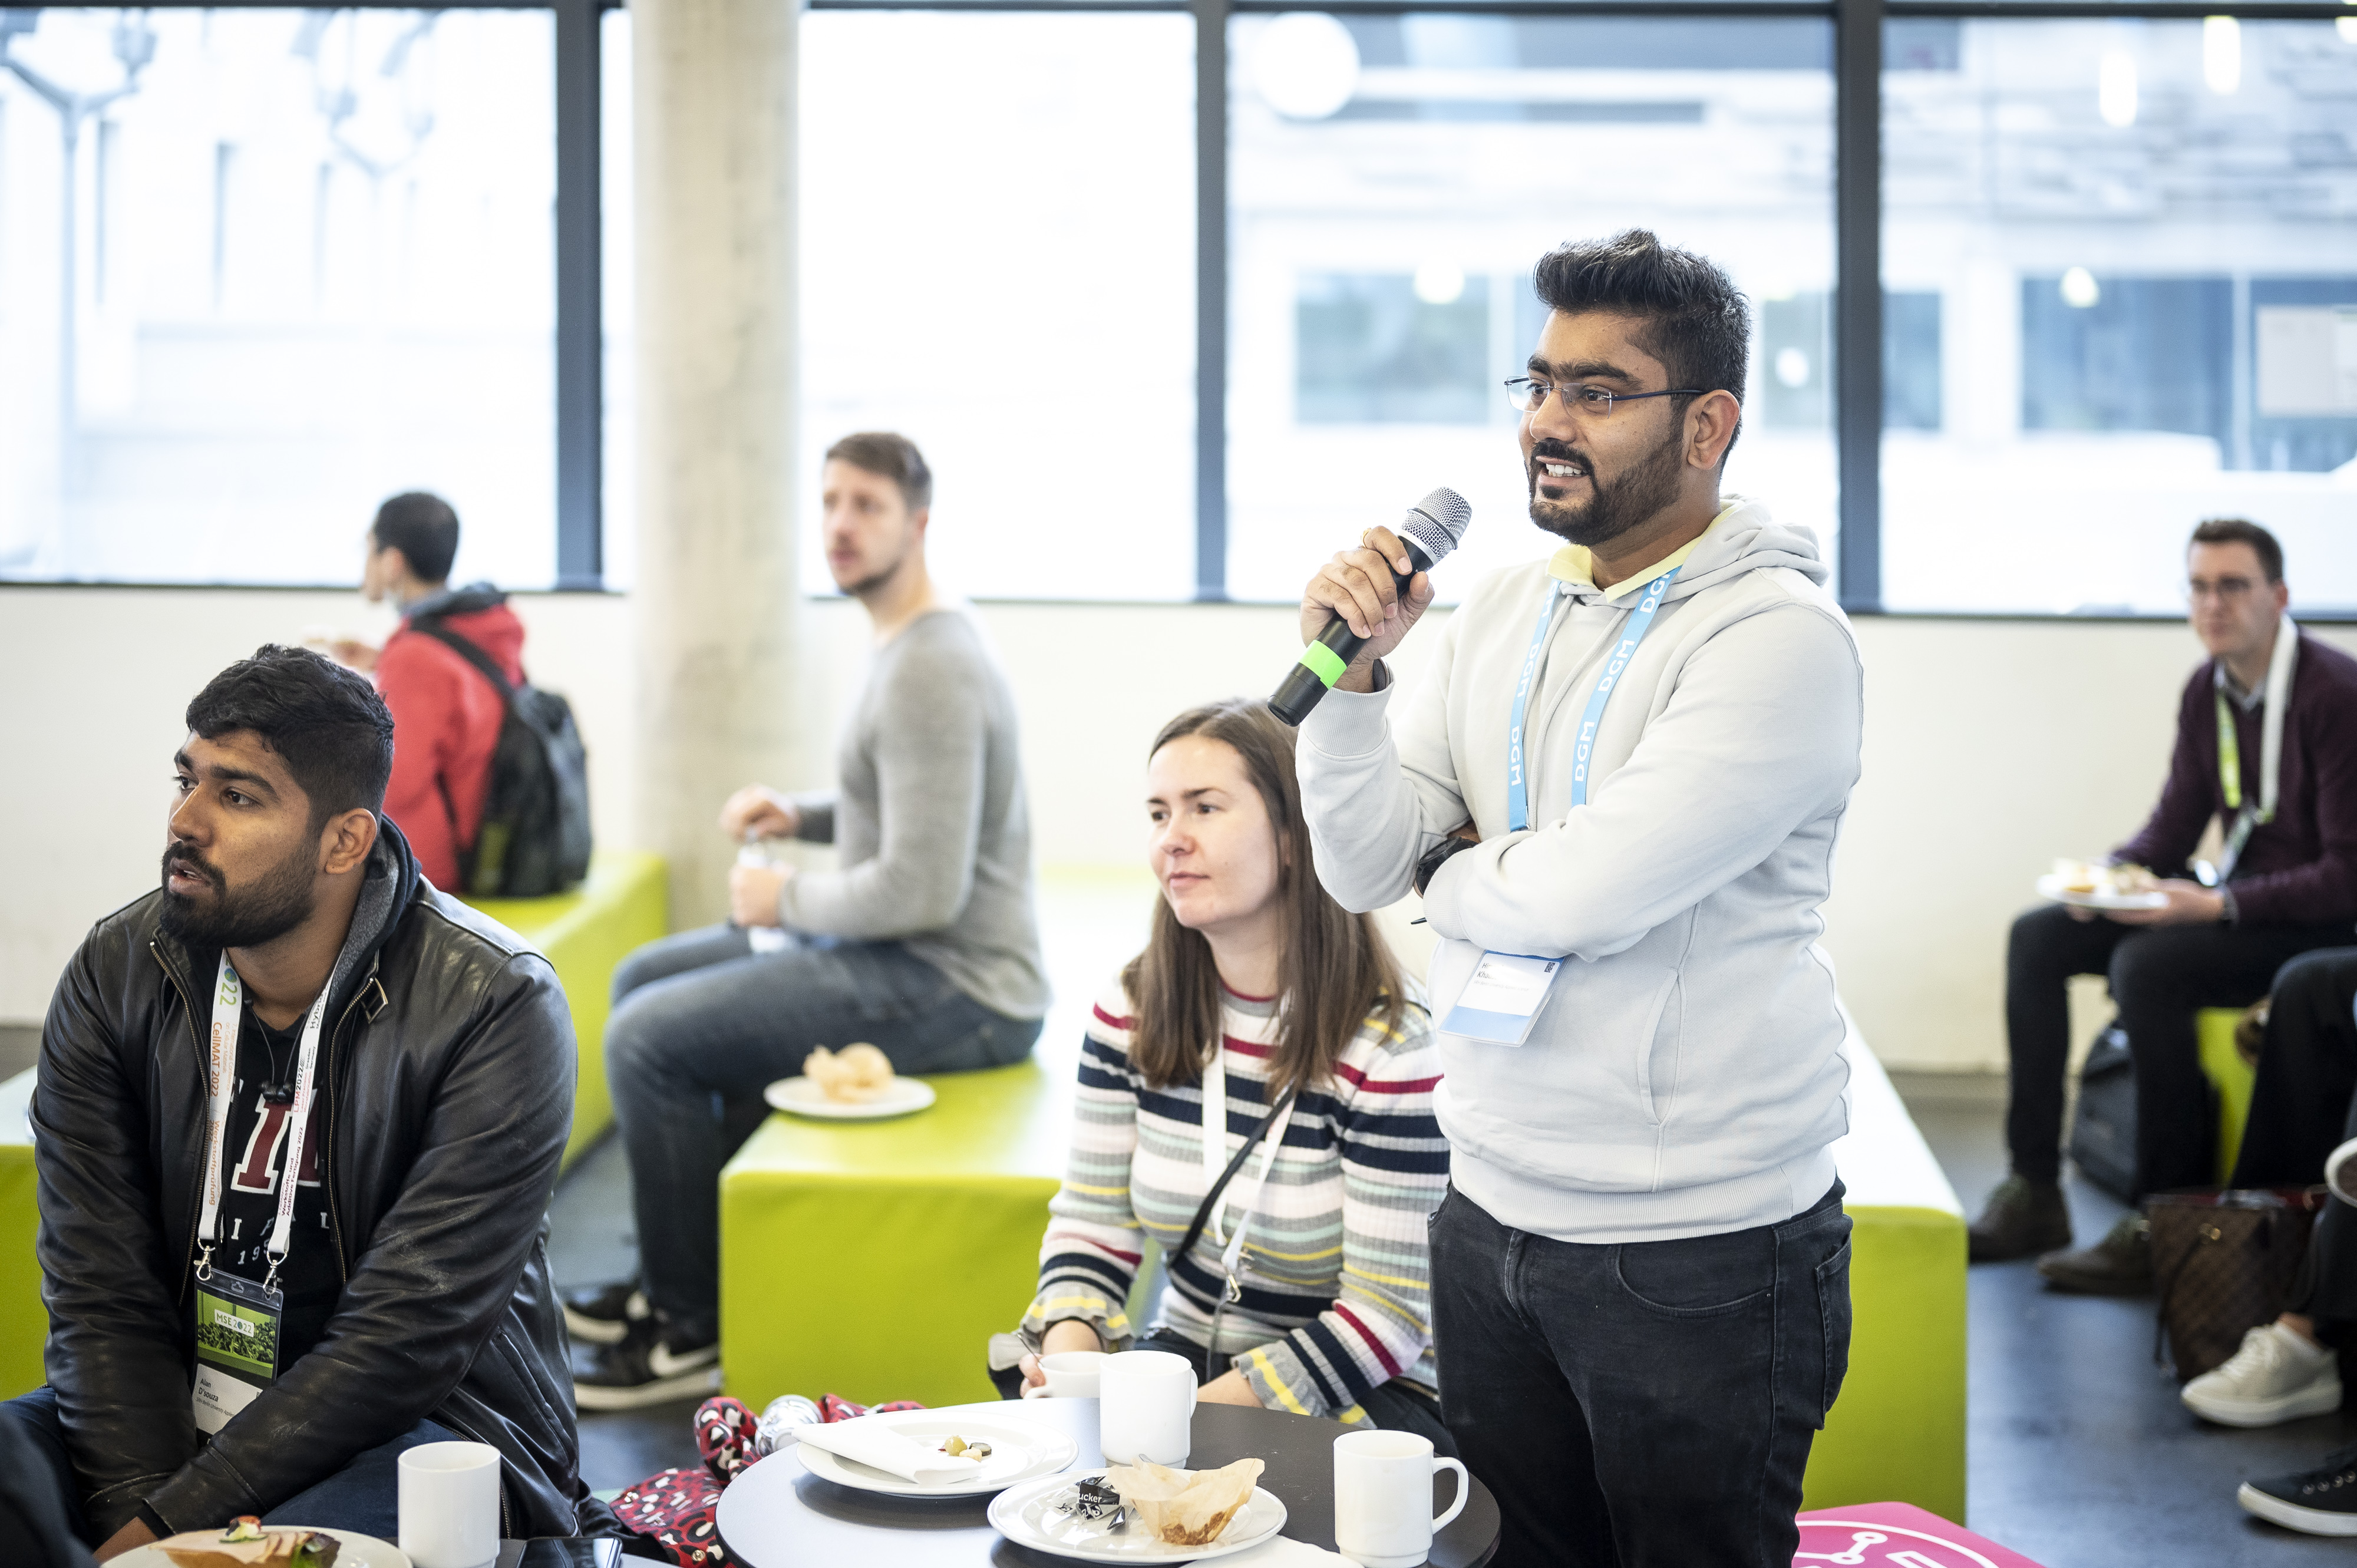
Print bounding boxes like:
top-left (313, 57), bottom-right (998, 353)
top-left (197, 953), bottom-right (329, 1295)
top-left (1199, 1048), bottom-right (1295, 1314)
top-left (1506, 565), bottom-right (1683, 832)
top-left (2215, 616), bottom-right (2297, 882)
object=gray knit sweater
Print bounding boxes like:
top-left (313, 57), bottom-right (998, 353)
top-left (778, 607), bottom-right (1049, 1020)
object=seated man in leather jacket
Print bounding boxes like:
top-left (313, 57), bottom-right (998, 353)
top-left (2, 645), bottom-right (610, 1557)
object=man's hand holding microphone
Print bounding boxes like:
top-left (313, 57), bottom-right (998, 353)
top-left (1272, 486), bottom-right (1469, 724)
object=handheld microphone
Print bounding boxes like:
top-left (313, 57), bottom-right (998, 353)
top-left (1270, 487), bottom-right (1471, 727)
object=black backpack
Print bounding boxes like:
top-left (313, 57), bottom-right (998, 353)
top-left (410, 620), bottom-right (593, 897)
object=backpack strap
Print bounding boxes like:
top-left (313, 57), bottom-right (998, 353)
top-left (409, 618), bottom-right (517, 703)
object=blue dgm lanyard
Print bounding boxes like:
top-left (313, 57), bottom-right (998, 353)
top-left (1504, 565), bottom-right (1683, 833)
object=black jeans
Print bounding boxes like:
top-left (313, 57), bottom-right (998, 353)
top-left (606, 925), bottom-right (1041, 1339)
top-left (2231, 946), bottom-right (2357, 1189)
top-left (2002, 903), bottom-right (2349, 1194)
top-left (1427, 1183), bottom-right (1851, 1568)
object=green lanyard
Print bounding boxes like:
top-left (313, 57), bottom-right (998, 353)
top-left (2216, 691), bottom-right (2253, 815)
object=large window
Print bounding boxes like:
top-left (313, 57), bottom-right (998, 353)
top-left (795, 11), bottom-right (1196, 602)
top-left (1226, 13), bottom-right (1837, 601)
top-left (0, 8), bottom-right (559, 587)
top-left (1881, 18), bottom-right (2357, 615)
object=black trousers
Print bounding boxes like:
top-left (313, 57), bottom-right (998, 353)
top-left (2231, 946), bottom-right (2357, 1189)
top-left (2003, 903), bottom-right (2349, 1194)
top-left (1428, 1183), bottom-right (1850, 1568)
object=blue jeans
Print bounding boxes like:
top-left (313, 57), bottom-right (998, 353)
top-left (2, 1385), bottom-right (462, 1542)
top-left (1428, 1182), bottom-right (1852, 1568)
top-left (605, 925), bottom-right (1042, 1338)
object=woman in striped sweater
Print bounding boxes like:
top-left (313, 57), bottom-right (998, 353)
top-left (1006, 698), bottom-right (1453, 1445)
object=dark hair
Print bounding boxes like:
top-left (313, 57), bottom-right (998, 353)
top-left (2191, 517), bottom-right (2283, 584)
top-left (825, 432), bottom-right (933, 511)
top-left (186, 646), bottom-right (397, 826)
top-left (370, 491), bottom-right (461, 583)
top-left (1122, 699), bottom-right (1405, 1101)
top-left (1531, 229), bottom-right (1751, 462)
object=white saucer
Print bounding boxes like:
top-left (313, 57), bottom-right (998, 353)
top-left (987, 1470), bottom-right (1289, 1562)
top-left (763, 1074), bottom-right (936, 1120)
top-left (793, 1411), bottom-right (1078, 1497)
top-left (118, 1530), bottom-right (410, 1568)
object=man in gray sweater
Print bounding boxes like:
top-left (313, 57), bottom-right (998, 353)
top-left (570, 433), bottom-right (1048, 1408)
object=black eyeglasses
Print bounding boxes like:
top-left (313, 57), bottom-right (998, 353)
top-left (1503, 379), bottom-right (1704, 415)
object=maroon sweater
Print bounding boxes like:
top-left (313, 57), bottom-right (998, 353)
top-left (2115, 634), bottom-right (2357, 927)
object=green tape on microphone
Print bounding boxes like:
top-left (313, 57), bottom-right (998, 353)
top-left (1298, 640), bottom-right (1349, 688)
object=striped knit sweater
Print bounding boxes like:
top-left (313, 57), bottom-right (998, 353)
top-left (1022, 975), bottom-right (1448, 1421)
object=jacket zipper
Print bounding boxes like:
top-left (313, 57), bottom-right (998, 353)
top-left (153, 942), bottom-right (216, 1308)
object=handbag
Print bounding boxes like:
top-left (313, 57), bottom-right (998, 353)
top-left (2148, 1186), bottom-right (2327, 1381)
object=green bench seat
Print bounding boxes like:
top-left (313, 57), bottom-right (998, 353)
top-left (465, 850), bottom-right (668, 1169)
top-left (1, 1069), bottom-right (38, 1398)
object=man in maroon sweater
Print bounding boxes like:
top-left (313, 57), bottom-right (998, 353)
top-left (332, 493), bottom-right (527, 892)
top-left (1972, 519), bottom-right (2357, 1292)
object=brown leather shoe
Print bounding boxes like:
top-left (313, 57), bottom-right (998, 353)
top-left (2036, 1213), bottom-right (2153, 1295)
top-left (1968, 1174), bottom-right (2073, 1262)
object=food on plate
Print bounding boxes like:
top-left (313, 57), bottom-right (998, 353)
top-left (2051, 859), bottom-right (2157, 899)
top-left (803, 1042), bottom-right (894, 1104)
top-left (1058, 1475), bottom-right (1126, 1523)
top-left (158, 1521), bottom-right (341, 1568)
top-left (939, 1434), bottom-right (993, 1460)
top-left (1103, 1457), bottom-right (1266, 1547)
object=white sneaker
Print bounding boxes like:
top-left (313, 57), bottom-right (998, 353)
top-left (2326, 1138), bottom-right (2357, 1207)
top-left (2182, 1322), bottom-right (2342, 1427)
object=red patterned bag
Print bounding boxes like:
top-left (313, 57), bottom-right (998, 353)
top-left (612, 1394), bottom-right (929, 1567)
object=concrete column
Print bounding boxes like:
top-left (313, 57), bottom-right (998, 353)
top-left (631, 0), bottom-right (801, 925)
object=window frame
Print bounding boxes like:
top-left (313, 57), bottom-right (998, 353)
top-left (12, 0), bottom-right (2352, 615)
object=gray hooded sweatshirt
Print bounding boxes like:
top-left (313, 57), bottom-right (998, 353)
top-left (1296, 497), bottom-right (1863, 1244)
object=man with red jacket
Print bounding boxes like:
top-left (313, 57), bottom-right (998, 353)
top-left (1972, 519), bottom-right (2357, 1292)
top-left (335, 493), bottom-right (526, 892)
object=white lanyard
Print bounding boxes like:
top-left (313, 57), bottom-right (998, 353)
top-left (197, 955), bottom-right (330, 1295)
top-left (1199, 1048), bottom-right (1293, 1287)
top-left (1506, 566), bottom-right (1683, 832)
top-left (2216, 618), bottom-right (2297, 880)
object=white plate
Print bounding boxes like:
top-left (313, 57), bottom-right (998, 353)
top-left (118, 1530), bottom-right (411, 1568)
top-left (987, 1470), bottom-right (1289, 1562)
top-left (762, 1075), bottom-right (936, 1120)
top-left (2036, 874), bottom-right (2170, 912)
top-left (793, 1411), bottom-right (1079, 1497)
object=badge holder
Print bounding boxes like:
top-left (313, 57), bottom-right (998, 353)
top-left (1441, 953), bottom-right (1560, 1047)
top-left (193, 1264), bottom-right (283, 1435)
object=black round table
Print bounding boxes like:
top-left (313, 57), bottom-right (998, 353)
top-left (715, 1398), bottom-right (1501, 1567)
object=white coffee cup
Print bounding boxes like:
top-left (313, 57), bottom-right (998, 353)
top-left (398, 1440), bottom-right (503, 1568)
top-left (1040, 1349), bottom-right (1108, 1398)
top-left (1332, 1429), bottom-right (1470, 1568)
top-left (1098, 1349), bottom-right (1197, 1465)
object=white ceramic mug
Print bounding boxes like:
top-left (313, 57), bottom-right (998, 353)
top-left (1041, 1349), bottom-right (1108, 1398)
top-left (1098, 1349), bottom-right (1197, 1465)
top-left (398, 1440), bottom-right (503, 1568)
top-left (1332, 1429), bottom-right (1470, 1568)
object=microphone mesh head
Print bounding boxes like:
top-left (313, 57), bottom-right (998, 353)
top-left (1398, 487), bottom-right (1472, 566)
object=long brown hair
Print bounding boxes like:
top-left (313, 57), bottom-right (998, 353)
top-left (1122, 698), bottom-right (1406, 1100)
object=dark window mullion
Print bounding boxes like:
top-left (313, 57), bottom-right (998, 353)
top-left (1834, 0), bottom-right (1882, 612)
top-left (1194, 0), bottom-right (1230, 602)
top-left (554, 0), bottom-right (602, 589)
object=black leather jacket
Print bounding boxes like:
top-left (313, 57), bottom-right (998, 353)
top-left (34, 820), bottom-right (605, 1540)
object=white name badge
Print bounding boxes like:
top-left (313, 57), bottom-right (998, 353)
top-left (1441, 952), bottom-right (1560, 1047)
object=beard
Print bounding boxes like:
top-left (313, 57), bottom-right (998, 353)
top-left (159, 838), bottom-right (319, 949)
top-left (1526, 424), bottom-right (1689, 549)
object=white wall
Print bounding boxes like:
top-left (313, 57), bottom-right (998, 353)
top-left (7, 584), bottom-right (2347, 1073)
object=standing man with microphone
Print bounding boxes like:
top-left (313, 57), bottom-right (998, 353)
top-left (1289, 230), bottom-right (1864, 1566)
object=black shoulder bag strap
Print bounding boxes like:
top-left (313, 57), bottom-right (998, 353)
top-left (1176, 1083), bottom-right (1301, 1269)
top-left (408, 618), bottom-right (518, 704)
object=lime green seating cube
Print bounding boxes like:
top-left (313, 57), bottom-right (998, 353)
top-left (2197, 1006), bottom-right (2255, 1184)
top-left (720, 1059), bottom-right (1068, 1410)
top-left (465, 850), bottom-right (667, 1169)
top-left (1, 1069), bottom-right (39, 1398)
top-left (1801, 1032), bottom-right (1969, 1522)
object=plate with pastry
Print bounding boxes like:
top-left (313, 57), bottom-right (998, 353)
top-left (987, 1459), bottom-right (1287, 1562)
top-left (791, 1410), bottom-right (1080, 1496)
top-left (123, 1519), bottom-right (408, 1568)
top-left (764, 1042), bottom-right (935, 1120)
top-left (2038, 859), bottom-right (2169, 912)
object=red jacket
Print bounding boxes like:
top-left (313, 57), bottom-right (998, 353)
top-left (377, 587), bottom-right (527, 892)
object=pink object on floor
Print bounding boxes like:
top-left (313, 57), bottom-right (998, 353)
top-left (1794, 1501), bottom-right (2048, 1568)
